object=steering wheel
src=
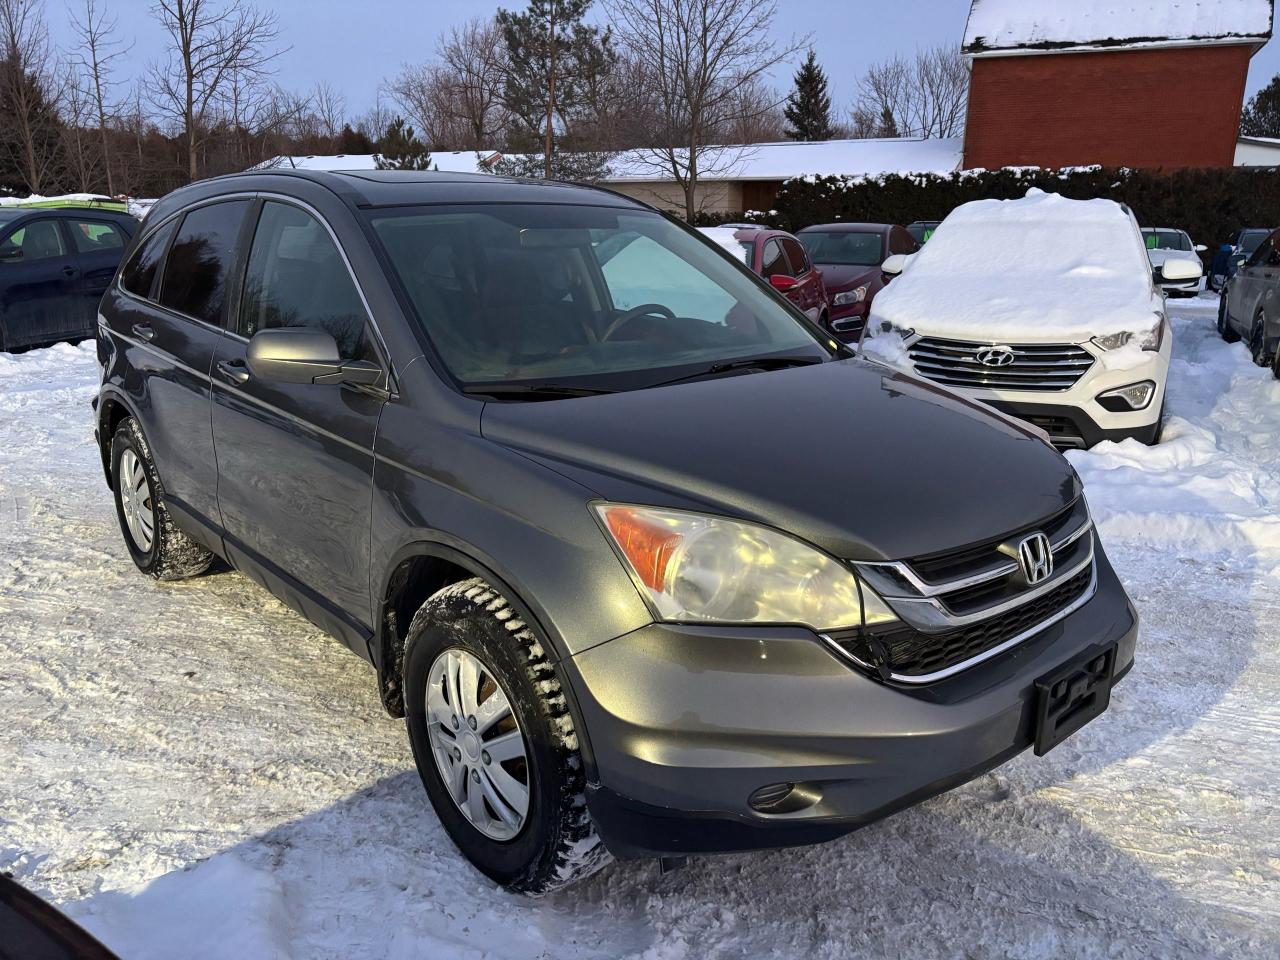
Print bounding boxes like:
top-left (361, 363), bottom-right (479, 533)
top-left (599, 303), bottom-right (677, 342)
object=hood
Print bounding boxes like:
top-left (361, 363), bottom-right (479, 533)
top-left (481, 360), bottom-right (1079, 562)
top-left (816, 263), bottom-right (882, 291)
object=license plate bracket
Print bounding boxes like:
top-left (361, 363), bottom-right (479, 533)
top-left (1033, 643), bottom-right (1116, 756)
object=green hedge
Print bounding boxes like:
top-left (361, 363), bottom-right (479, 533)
top-left (703, 166), bottom-right (1280, 257)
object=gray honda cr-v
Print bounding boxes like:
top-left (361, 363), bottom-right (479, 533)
top-left (94, 169), bottom-right (1137, 894)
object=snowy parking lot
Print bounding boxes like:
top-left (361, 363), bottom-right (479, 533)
top-left (2, 294), bottom-right (1278, 959)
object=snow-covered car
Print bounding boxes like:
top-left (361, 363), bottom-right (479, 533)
top-left (869, 190), bottom-right (1199, 448)
top-left (1142, 227), bottom-right (1206, 298)
top-left (1217, 226), bottom-right (1280, 375)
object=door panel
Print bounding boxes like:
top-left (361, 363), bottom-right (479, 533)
top-left (0, 219), bottom-right (82, 349)
top-left (211, 200), bottom-right (386, 628)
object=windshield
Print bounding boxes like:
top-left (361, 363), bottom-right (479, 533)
top-left (1143, 229), bottom-right (1191, 252)
top-left (798, 231), bottom-right (884, 266)
top-left (368, 204), bottom-right (830, 390)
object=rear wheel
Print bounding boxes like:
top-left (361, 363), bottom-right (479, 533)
top-left (402, 578), bottom-right (609, 895)
top-left (1250, 311), bottom-right (1270, 367)
top-left (110, 417), bottom-right (214, 580)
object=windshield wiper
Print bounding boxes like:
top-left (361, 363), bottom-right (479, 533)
top-left (462, 383), bottom-right (616, 400)
top-left (645, 355), bottom-right (824, 390)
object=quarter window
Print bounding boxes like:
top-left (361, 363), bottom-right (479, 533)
top-left (69, 220), bottom-right (127, 253)
top-left (120, 220), bottom-right (177, 300)
top-left (159, 200), bottom-right (250, 326)
top-left (0, 219), bottom-right (66, 261)
top-left (239, 201), bottom-right (373, 360)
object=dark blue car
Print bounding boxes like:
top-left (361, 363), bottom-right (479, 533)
top-left (0, 205), bottom-right (138, 352)
top-left (1210, 228), bottom-right (1272, 292)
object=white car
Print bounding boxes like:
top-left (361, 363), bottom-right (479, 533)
top-left (1141, 228), bottom-right (1206, 298)
top-left (867, 191), bottom-right (1201, 449)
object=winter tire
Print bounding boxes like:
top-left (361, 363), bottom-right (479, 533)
top-left (1217, 295), bottom-right (1239, 343)
top-left (402, 578), bottom-right (609, 896)
top-left (1249, 312), bottom-right (1270, 367)
top-left (111, 417), bottom-right (215, 580)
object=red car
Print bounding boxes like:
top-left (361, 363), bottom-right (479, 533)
top-left (796, 223), bottom-right (919, 342)
top-left (701, 226), bottom-right (829, 325)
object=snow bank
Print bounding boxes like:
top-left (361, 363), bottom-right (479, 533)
top-left (869, 189), bottom-right (1160, 342)
top-left (964, 0), bottom-right (1274, 53)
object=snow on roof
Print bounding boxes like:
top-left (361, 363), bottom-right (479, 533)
top-left (606, 138), bottom-right (963, 183)
top-left (869, 189), bottom-right (1159, 342)
top-left (963, 0), bottom-right (1275, 55)
top-left (255, 151), bottom-right (500, 174)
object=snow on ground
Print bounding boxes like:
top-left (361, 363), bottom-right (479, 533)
top-left (2, 295), bottom-right (1278, 958)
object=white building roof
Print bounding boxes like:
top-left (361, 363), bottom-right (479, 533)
top-left (255, 151), bottom-right (499, 174)
top-left (604, 138), bottom-right (963, 183)
top-left (964, 0), bottom-right (1274, 55)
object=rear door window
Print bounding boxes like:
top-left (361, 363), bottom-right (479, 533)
top-left (120, 220), bottom-right (178, 300)
top-left (159, 200), bottom-right (250, 326)
top-left (69, 219), bottom-right (128, 254)
top-left (780, 237), bottom-right (810, 275)
top-left (238, 201), bottom-right (375, 361)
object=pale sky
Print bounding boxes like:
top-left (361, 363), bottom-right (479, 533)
top-left (46, 0), bottom-right (1280, 128)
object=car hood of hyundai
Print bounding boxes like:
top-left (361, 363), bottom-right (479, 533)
top-left (481, 359), bottom-right (1079, 562)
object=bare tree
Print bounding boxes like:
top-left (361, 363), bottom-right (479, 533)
top-left (435, 18), bottom-right (507, 149)
top-left (68, 0), bottom-right (129, 194)
top-left (0, 0), bottom-right (64, 194)
top-left (853, 45), bottom-right (968, 140)
top-left (604, 0), bottom-right (805, 220)
top-left (148, 0), bottom-right (282, 181)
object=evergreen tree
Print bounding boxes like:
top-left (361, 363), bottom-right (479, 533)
top-left (336, 123), bottom-right (376, 154)
top-left (783, 49), bottom-right (833, 142)
top-left (374, 117), bottom-right (433, 170)
top-left (495, 0), bottom-right (613, 181)
top-left (1242, 74), bottom-right (1280, 138)
top-left (877, 106), bottom-right (899, 139)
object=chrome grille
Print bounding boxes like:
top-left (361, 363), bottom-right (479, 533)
top-left (908, 337), bottom-right (1094, 392)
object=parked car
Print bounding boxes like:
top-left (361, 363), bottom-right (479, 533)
top-left (906, 220), bottom-right (942, 244)
top-left (1217, 226), bottom-right (1280, 376)
top-left (1141, 227), bottom-right (1205, 297)
top-left (97, 169), bottom-right (1137, 895)
top-left (1209, 227), bottom-right (1271, 292)
top-left (697, 225), bottom-right (828, 324)
top-left (795, 222), bottom-right (918, 341)
top-left (871, 192), bottom-right (1199, 449)
top-left (0, 203), bottom-right (138, 352)
top-left (0, 873), bottom-right (120, 959)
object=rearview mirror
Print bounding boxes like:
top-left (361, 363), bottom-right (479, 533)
top-left (881, 254), bottom-right (910, 276)
top-left (1161, 258), bottom-right (1203, 282)
top-left (246, 328), bottom-right (382, 386)
top-left (768, 274), bottom-right (798, 292)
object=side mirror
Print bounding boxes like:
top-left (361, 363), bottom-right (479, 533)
top-left (769, 274), bottom-right (798, 292)
top-left (1194, 244), bottom-right (1208, 253)
top-left (246, 328), bottom-right (382, 386)
top-left (0, 246), bottom-right (22, 262)
top-left (1161, 258), bottom-right (1203, 282)
top-left (881, 254), bottom-right (910, 276)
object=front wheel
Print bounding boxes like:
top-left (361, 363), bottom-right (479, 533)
top-left (1218, 295), bottom-right (1240, 342)
top-left (402, 578), bottom-right (610, 895)
top-left (1250, 312), bottom-right (1271, 367)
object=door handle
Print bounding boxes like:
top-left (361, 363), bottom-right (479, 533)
top-left (216, 359), bottom-right (250, 384)
top-left (131, 322), bottom-right (155, 342)
top-left (61, 265), bottom-right (76, 277)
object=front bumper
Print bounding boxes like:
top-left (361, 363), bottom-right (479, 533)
top-left (567, 546), bottom-right (1137, 859)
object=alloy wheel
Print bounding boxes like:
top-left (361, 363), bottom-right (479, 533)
top-left (425, 648), bottom-right (530, 842)
top-left (118, 449), bottom-right (155, 552)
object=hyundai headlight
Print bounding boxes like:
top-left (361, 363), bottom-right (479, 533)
top-left (1092, 321), bottom-right (1163, 353)
top-left (594, 504), bottom-right (898, 631)
top-left (832, 286), bottom-right (868, 306)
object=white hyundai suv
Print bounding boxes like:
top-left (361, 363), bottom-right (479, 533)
top-left (865, 190), bottom-right (1200, 449)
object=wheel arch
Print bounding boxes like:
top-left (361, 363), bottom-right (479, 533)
top-left (95, 386), bottom-right (143, 488)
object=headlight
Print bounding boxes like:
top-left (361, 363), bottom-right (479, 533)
top-left (594, 504), bottom-right (898, 631)
top-left (832, 286), bottom-right (868, 306)
top-left (1092, 321), bottom-right (1163, 353)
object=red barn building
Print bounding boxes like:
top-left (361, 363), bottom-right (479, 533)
top-left (962, 0), bottom-right (1275, 171)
